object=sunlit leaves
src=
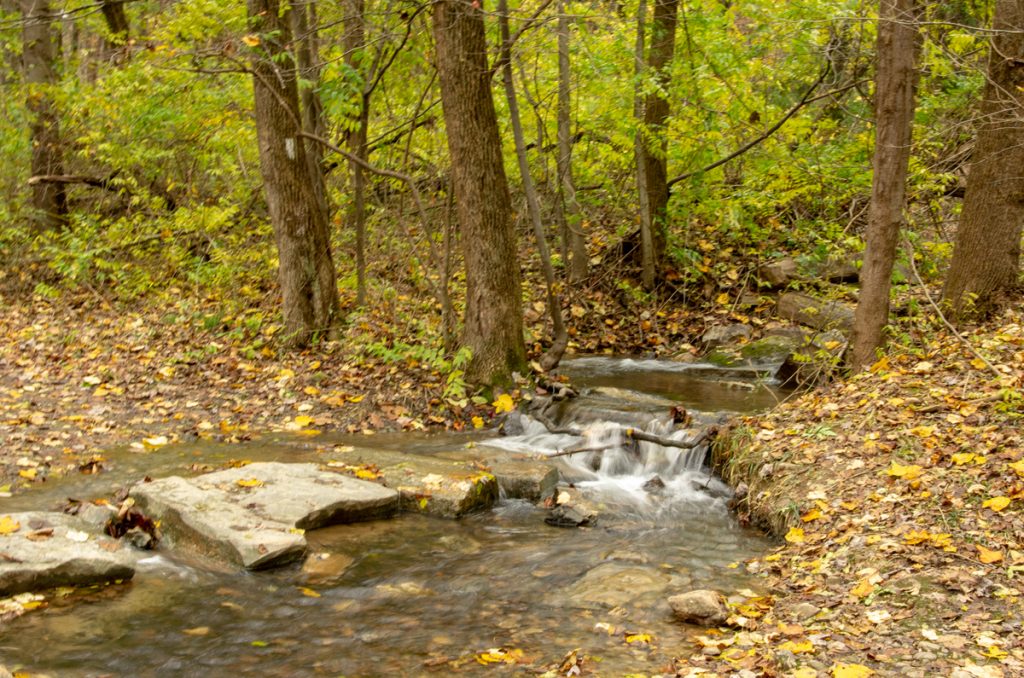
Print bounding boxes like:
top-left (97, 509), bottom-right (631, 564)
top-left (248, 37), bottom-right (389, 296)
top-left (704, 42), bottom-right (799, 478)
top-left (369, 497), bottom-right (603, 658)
top-left (0, 516), bottom-right (20, 535)
top-left (492, 394), bottom-right (515, 414)
top-left (981, 496), bottom-right (1011, 512)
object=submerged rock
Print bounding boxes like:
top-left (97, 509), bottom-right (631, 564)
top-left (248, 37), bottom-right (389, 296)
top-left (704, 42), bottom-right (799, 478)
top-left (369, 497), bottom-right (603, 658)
top-left (131, 462), bottom-right (400, 569)
top-left (668, 589), bottom-right (729, 626)
top-left (301, 552), bottom-right (355, 584)
top-left (438, 448), bottom-right (559, 501)
top-left (0, 512), bottom-right (135, 596)
top-left (565, 563), bottom-right (677, 609)
top-left (545, 504), bottom-right (597, 528)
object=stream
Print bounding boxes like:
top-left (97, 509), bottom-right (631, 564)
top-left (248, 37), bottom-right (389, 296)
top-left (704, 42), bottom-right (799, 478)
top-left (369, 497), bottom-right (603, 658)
top-left (1, 357), bottom-right (787, 676)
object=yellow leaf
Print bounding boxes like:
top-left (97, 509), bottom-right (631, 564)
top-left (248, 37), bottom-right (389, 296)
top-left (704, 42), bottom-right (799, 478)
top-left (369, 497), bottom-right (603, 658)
top-left (0, 515), bottom-right (21, 535)
top-left (236, 478), bottom-right (264, 488)
top-left (18, 469), bottom-right (36, 480)
top-left (976, 544), bottom-right (1003, 564)
top-left (970, 358), bottom-right (988, 370)
top-left (832, 663), bottom-right (874, 678)
top-left (908, 426), bottom-right (935, 438)
top-left (475, 648), bottom-right (522, 665)
top-left (778, 639), bottom-right (814, 654)
top-left (983, 646), bottom-right (1008, 660)
top-left (850, 579), bottom-right (875, 598)
top-left (716, 292), bottom-right (731, 305)
top-left (354, 468), bottom-right (380, 481)
top-left (785, 527), bottom-right (806, 543)
top-left (801, 508), bottom-right (823, 523)
top-left (298, 587), bottom-right (321, 598)
top-left (241, 34), bottom-right (261, 47)
top-left (886, 462), bottom-right (922, 480)
top-left (625, 633), bottom-right (653, 644)
top-left (983, 496), bottom-right (1011, 512)
top-left (472, 416), bottom-right (484, 429)
top-left (142, 435), bottom-right (170, 449)
top-left (347, 395), bottom-right (365, 403)
top-left (904, 529), bottom-right (932, 545)
top-left (303, 386), bottom-right (320, 396)
top-left (951, 452), bottom-right (976, 465)
top-left (293, 415), bottom-right (315, 428)
top-left (1009, 459), bottom-right (1024, 477)
top-left (492, 394), bottom-right (515, 414)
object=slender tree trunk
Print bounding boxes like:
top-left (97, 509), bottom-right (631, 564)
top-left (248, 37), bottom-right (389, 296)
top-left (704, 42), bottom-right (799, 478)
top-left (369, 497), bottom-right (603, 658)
top-left (557, 0), bottom-right (588, 282)
top-left (100, 0), bottom-right (129, 56)
top-left (292, 0), bottom-right (331, 229)
top-left (850, 0), bottom-right (920, 370)
top-left (247, 0), bottom-right (340, 347)
top-left (343, 0), bottom-right (369, 306)
top-left (500, 0), bottom-right (568, 371)
top-left (21, 0), bottom-right (66, 230)
top-left (634, 0), bottom-right (654, 288)
top-left (433, 0), bottom-right (526, 386)
top-left (941, 0), bottom-right (1024, 319)
top-left (639, 0), bottom-right (679, 285)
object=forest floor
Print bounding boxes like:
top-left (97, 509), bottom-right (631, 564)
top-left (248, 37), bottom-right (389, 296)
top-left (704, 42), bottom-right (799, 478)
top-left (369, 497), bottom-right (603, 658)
top-left (1, 281), bottom-right (1022, 678)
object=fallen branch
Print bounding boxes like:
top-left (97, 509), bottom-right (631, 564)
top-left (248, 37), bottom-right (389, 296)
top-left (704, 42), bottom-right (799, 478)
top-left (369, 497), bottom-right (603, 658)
top-left (28, 173), bottom-right (121, 191)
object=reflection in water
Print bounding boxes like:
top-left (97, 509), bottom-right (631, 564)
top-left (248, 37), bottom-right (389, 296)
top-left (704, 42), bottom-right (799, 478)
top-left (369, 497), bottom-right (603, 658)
top-left (0, 357), bottom-right (780, 676)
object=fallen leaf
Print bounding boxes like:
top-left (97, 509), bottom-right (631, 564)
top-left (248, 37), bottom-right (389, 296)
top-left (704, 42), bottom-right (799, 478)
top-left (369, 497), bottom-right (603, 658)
top-left (886, 462), bottom-right (922, 480)
top-left (976, 544), bottom-right (1004, 564)
top-left (183, 626), bottom-right (210, 636)
top-left (982, 496), bottom-right (1011, 512)
top-left (492, 394), bottom-right (515, 414)
top-left (832, 663), bottom-right (874, 678)
top-left (778, 639), bottom-right (814, 654)
top-left (236, 478), bottom-right (264, 488)
top-left (785, 527), bottom-right (805, 543)
top-left (298, 587), bottom-right (321, 598)
top-left (0, 516), bottom-right (21, 535)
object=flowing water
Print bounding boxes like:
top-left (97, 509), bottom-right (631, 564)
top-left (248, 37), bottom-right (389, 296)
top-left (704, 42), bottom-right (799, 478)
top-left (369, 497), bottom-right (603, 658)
top-left (1, 357), bottom-right (786, 676)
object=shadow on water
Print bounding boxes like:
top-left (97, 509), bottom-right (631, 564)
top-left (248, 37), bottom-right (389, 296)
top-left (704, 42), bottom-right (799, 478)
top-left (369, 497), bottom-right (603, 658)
top-left (0, 356), bottom-right (787, 676)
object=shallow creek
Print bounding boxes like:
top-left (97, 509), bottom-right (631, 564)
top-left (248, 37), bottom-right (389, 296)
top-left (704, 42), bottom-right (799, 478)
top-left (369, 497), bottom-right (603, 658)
top-left (1, 357), bottom-right (787, 676)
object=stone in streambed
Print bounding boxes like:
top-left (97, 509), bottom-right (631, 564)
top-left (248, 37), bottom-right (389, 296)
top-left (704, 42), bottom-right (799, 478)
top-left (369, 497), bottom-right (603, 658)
top-left (0, 512), bottom-right (135, 596)
top-left (564, 563), bottom-right (678, 609)
top-left (438, 447), bottom-right (559, 501)
top-left (325, 448), bottom-right (498, 518)
top-left (668, 589), bottom-right (729, 626)
top-left (130, 462), bottom-right (399, 569)
top-left (301, 552), bottom-right (355, 584)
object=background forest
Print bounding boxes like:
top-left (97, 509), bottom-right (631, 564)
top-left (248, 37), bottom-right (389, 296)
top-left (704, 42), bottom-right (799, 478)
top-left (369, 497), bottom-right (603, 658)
top-left (0, 0), bottom-right (1013, 385)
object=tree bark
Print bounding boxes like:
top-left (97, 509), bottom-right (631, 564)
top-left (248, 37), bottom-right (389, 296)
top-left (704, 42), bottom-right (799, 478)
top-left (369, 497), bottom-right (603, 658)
top-left (21, 0), bottom-right (67, 230)
top-left (500, 0), bottom-right (568, 371)
top-left (247, 0), bottom-right (341, 347)
top-left (433, 0), bottom-right (526, 386)
top-left (941, 0), bottom-right (1024, 319)
top-left (292, 0), bottom-right (331, 229)
top-left (634, 0), bottom-right (654, 288)
top-left (556, 0), bottom-right (588, 282)
top-left (638, 0), bottom-right (679, 286)
top-left (343, 0), bottom-right (370, 306)
top-left (100, 0), bottom-right (129, 46)
top-left (850, 0), bottom-right (920, 370)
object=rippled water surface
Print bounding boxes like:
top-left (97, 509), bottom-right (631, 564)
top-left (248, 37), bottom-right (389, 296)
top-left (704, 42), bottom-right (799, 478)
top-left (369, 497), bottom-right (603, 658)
top-left (1, 357), bottom-right (785, 676)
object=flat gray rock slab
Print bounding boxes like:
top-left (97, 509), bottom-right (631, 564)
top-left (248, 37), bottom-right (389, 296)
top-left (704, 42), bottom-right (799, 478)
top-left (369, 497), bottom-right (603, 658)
top-left (131, 462), bottom-right (399, 570)
top-left (562, 562), bottom-right (684, 609)
top-left (0, 512), bottom-right (135, 596)
top-left (437, 448), bottom-right (559, 501)
top-left (324, 449), bottom-right (498, 518)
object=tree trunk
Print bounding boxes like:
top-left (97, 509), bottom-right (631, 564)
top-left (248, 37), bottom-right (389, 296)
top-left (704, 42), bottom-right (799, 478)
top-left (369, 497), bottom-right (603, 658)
top-left (292, 0), bottom-right (331, 229)
top-left (247, 0), bottom-right (340, 347)
top-left (100, 0), bottom-right (129, 47)
top-left (941, 0), bottom-right (1024, 319)
top-left (500, 0), bottom-right (568, 371)
top-left (850, 0), bottom-right (920, 370)
top-left (634, 0), bottom-right (654, 289)
top-left (343, 0), bottom-right (369, 306)
top-left (21, 0), bottom-right (67, 230)
top-left (557, 0), bottom-right (588, 282)
top-left (639, 0), bottom-right (679, 285)
top-left (433, 0), bottom-right (526, 386)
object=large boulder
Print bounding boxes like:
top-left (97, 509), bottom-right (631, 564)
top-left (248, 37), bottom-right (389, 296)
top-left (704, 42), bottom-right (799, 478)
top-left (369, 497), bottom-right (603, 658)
top-left (700, 323), bottom-right (753, 350)
top-left (0, 512), bottom-right (135, 596)
top-left (776, 292), bottom-right (854, 332)
top-left (131, 462), bottom-right (400, 570)
top-left (757, 258), bottom-right (799, 288)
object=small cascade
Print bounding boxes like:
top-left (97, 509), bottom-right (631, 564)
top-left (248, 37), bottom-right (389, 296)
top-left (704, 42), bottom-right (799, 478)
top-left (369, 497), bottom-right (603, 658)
top-left (484, 406), bottom-right (733, 515)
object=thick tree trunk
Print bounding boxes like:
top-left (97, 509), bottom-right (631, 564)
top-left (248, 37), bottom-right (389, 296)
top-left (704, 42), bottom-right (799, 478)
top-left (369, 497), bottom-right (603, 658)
top-left (100, 1), bottom-right (129, 44)
top-left (634, 0), bottom-right (654, 289)
top-left (500, 0), bottom-right (568, 371)
top-left (21, 0), bottom-right (66, 230)
top-left (433, 0), bottom-right (526, 386)
top-left (941, 0), bottom-right (1024, 319)
top-left (850, 0), bottom-right (919, 370)
top-left (639, 0), bottom-right (679, 284)
top-left (557, 0), bottom-right (588, 282)
top-left (292, 0), bottom-right (331, 229)
top-left (343, 0), bottom-right (369, 306)
top-left (247, 0), bottom-right (340, 347)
